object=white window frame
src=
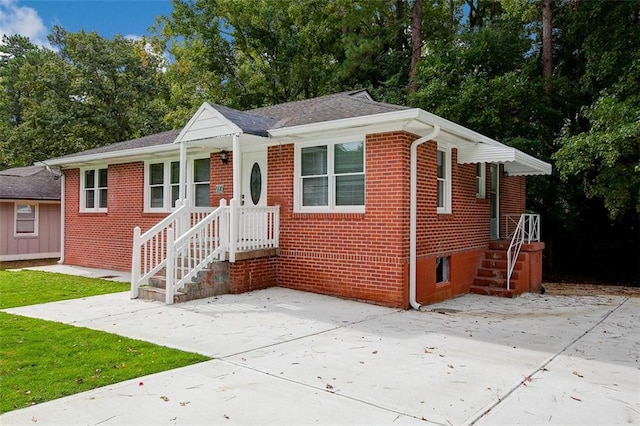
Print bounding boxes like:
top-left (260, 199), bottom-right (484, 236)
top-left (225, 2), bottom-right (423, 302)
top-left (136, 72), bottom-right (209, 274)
top-left (476, 162), bottom-right (486, 198)
top-left (293, 137), bottom-right (366, 213)
top-left (80, 166), bottom-right (108, 213)
top-left (14, 202), bottom-right (38, 237)
top-left (437, 143), bottom-right (452, 214)
top-left (144, 156), bottom-right (211, 213)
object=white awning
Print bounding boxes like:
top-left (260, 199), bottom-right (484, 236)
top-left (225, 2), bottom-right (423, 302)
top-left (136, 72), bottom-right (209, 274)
top-left (456, 143), bottom-right (551, 176)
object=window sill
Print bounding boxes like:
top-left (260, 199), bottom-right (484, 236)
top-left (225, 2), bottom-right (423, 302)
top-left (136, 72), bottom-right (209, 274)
top-left (14, 234), bottom-right (38, 239)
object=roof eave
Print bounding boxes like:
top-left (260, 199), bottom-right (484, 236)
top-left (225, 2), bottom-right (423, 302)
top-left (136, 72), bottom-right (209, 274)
top-left (41, 143), bottom-right (180, 168)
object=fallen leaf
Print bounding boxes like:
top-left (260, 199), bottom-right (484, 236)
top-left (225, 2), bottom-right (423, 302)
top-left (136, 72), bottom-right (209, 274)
top-left (572, 371), bottom-right (584, 378)
top-left (223, 414), bottom-right (230, 419)
top-left (160, 396), bottom-right (169, 402)
top-left (372, 350), bottom-right (378, 354)
top-left (180, 401), bottom-right (190, 406)
top-left (31, 416), bottom-right (37, 422)
top-left (326, 383), bottom-right (334, 390)
top-left (138, 381), bottom-right (144, 386)
top-left (447, 364), bottom-right (454, 369)
top-left (570, 396), bottom-right (582, 402)
top-left (25, 390), bottom-right (31, 394)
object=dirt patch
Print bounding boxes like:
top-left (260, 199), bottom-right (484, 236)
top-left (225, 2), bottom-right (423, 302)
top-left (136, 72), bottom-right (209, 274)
top-left (544, 282), bottom-right (640, 297)
top-left (0, 258), bottom-right (59, 270)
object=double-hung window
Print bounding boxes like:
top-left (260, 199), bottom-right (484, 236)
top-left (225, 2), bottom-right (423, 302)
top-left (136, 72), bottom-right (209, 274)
top-left (297, 140), bottom-right (365, 212)
top-left (437, 145), bottom-right (452, 214)
top-left (15, 203), bottom-right (37, 236)
top-left (81, 167), bottom-right (108, 212)
top-left (145, 157), bottom-right (210, 212)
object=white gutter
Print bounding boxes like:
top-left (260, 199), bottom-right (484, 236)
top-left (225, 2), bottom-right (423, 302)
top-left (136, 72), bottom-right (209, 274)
top-left (409, 124), bottom-right (441, 310)
top-left (58, 173), bottom-right (65, 264)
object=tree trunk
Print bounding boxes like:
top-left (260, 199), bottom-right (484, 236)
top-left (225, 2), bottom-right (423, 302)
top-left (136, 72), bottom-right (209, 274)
top-left (408, 0), bottom-right (423, 94)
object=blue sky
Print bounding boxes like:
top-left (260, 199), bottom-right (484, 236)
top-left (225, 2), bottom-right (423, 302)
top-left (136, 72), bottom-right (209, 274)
top-left (0, 0), bottom-right (173, 46)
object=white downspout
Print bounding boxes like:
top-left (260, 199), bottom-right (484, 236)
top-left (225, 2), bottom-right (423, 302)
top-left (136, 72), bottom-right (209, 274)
top-left (410, 124), bottom-right (441, 310)
top-left (58, 173), bottom-right (65, 264)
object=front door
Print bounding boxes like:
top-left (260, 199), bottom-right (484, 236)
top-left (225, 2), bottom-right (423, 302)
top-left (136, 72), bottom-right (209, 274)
top-left (240, 151), bottom-right (268, 246)
top-left (489, 163), bottom-right (499, 240)
top-left (242, 151), bottom-right (267, 207)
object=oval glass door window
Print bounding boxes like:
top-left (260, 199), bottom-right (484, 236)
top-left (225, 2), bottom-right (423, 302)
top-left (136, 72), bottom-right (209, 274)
top-left (250, 162), bottom-right (262, 205)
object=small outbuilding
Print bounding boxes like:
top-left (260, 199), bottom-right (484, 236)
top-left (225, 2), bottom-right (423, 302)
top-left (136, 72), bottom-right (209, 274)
top-left (0, 166), bottom-right (61, 262)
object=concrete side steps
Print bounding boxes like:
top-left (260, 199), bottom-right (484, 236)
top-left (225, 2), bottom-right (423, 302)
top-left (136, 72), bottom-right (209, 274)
top-left (471, 241), bottom-right (524, 298)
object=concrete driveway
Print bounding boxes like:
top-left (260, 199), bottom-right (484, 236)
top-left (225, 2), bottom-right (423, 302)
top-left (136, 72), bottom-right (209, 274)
top-left (2, 287), bottom-right (638, 425)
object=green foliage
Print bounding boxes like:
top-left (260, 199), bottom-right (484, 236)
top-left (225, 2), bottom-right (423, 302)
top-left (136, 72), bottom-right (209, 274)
top-left (0, 28), bottom-right (170, 168)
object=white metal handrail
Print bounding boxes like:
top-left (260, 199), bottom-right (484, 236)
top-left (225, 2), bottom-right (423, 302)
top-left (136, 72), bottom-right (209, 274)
top-left (506, 214), bottom-right (540, 290)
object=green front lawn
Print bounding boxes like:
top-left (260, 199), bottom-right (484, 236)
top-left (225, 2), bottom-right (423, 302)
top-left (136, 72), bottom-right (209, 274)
top-left (0, 271), bottom-right (211, 414)
top-left (0, 270), bottom-right (130, 309)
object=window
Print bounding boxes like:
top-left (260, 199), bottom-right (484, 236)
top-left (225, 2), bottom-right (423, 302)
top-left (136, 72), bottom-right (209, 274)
top-left (15, 203), bottom-right (37, 236)
top-left (296, 140), bottom-right (365, 212)
top-left (193, 158), bottom-right (210, 207)
top-left (81, 167), bottom-right (108, 212)
top-left (436, 256), bottom-right (450, 283)
top-left (437, 145), bottom-right (451, 213)
top-left (476, 163), bottom-right (486, 198)
top-left (145, 157), bottom-right (210, 212)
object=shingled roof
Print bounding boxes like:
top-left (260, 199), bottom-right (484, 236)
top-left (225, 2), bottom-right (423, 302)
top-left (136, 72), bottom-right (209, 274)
top-left (0, 166), bottom-right (61, 200)
top-left (248, 90), bottom-right (409, 128)
top-left (46, 90), bottom-right (409, 164)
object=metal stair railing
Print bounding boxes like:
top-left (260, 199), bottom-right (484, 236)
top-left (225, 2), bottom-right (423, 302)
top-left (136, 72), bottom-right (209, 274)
top-left (506, 214), bottom-right (540, 290)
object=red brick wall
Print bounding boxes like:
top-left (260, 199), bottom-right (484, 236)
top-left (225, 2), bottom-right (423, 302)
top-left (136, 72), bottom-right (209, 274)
top-left (64, 163), bottom-right (167, 271)
top-left (229, 256), bottom-right (277, 293)
top-left (270, 133), bottom-right (411, 307)
top-left (63, 156), bottom-right (228, 272)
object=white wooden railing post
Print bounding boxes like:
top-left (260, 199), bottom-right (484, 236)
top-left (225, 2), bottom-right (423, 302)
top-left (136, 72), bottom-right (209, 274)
top-left (130, 226), bottom-right (141, 299)
top-left (229, 198), bottom-right (239, 263)
top-left (219, 199), bottom-right (228, 259)
top-left (166, 227), bottom-right (175, 305)
top-left (274, 205), bottom-right (280, 248)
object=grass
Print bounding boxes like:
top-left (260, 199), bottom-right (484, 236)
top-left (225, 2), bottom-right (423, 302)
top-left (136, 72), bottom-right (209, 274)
top-left (0, 270), bottom-right (130, 309)
top-left (0, 270), bottom-right (211, 414)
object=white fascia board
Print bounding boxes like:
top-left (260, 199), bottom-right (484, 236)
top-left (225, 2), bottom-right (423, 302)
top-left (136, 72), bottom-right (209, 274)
top-left (43, 143), bottom-right (180, 168)
top-left (174, 102), bottom-right (243, 144)
top-left (457, 143), bottom-right (552, 175)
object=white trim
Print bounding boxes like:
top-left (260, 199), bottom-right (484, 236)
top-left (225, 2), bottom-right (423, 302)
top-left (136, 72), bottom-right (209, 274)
top-left (293, 136), bottom-right (366, 214)
top-left (436, 143), bottom-right (452, 214)
top-left (59, 173), bottom-right (65, 264)
top-left (14, 202), bottom-right (38, 237)
top-left (0, 252), bottom-right (61, 262)
top-left (476, 162), bottom-right (486, 198)
top-left (79, 166), bottom-right (108, 213)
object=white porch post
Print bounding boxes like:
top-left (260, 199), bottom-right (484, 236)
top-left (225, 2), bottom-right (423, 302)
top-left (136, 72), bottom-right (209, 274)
top-left (179, 140), bottom-right (187, 203)
top-left (229, 133), bottom-right (241, 263)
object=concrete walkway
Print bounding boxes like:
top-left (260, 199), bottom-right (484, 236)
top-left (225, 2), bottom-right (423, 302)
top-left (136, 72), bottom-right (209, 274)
top-left (2, 286), bottom-right (638, 425)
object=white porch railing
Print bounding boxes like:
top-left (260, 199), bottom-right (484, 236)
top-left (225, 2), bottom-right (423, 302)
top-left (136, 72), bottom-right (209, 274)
top-left (131, 199), bottom-right (280, 303)
top-left (506, 214), bottom-right (540, 290)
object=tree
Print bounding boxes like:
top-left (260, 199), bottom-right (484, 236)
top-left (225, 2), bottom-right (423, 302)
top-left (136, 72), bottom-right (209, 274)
top-left (0, 28), bottom-right (171, 168)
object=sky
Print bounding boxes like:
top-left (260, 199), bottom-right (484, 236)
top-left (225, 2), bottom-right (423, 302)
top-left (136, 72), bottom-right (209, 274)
top-left (0, 0), bottom-right (173, 47)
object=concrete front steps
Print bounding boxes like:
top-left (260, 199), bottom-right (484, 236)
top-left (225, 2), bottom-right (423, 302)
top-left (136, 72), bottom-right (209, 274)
top-left (138, 261), bottom-right (230, 304)
top-left (470, 241), bottom-right (523, 298)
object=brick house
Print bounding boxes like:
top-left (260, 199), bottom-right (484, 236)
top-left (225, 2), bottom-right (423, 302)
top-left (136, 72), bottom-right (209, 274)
top-left (44, 90), bottom-right (550, 308)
